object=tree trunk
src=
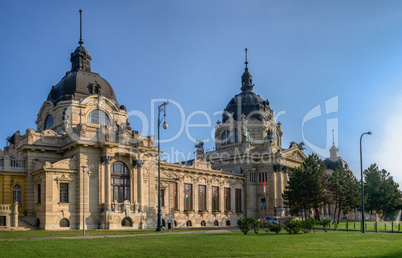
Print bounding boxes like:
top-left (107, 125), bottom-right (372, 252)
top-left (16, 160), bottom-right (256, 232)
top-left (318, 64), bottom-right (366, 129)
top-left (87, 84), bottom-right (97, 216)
top-left (337, 207), bottom-right (342, 224)
top-left (332, 203), bottom-right (338, 222)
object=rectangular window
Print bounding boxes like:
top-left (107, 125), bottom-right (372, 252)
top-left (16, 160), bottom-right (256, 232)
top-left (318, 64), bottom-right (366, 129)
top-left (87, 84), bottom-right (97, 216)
top-left (37, 184), bottom-right (41, 204)
top-left (0, 216), bottom-right (5, 226)
top-left (235, 189), bottom-right (242, 212)
top-left (212, 186), bottom-right (219, 211)
top-left (184, 184), bottom-right (192, 210)
top-left (60, 183), bottom-right (69, 203)
top-left (199, 185), bottom-right (206, 211)
top-left (225, 188), bottom-right (231, 211)
top-left (161, 189), bottom-right (165, 206)
top-left (174, 183), bottom-right (178, 209)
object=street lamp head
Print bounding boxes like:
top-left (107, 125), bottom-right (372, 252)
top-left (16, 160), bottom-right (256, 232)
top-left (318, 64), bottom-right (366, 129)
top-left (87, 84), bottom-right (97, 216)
top-left (82, 165), bottom-right (87, 172)
top-left (368, 131), bottom-right (372, 135)
top-left (162, 122), bottom-right (168, 129)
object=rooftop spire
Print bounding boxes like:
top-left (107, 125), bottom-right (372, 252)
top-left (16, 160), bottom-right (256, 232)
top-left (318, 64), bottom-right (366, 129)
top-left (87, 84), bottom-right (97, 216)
top-left (332, 129), bottom-right (334, 145)
top-left (70, 9), bottom-right (92, 72)
top-left (245, 48), bottom-right (248, 68)
top-left (79, 9), bottom-right (83, 46)
top-left (241, 48), bottom-right (254, 92)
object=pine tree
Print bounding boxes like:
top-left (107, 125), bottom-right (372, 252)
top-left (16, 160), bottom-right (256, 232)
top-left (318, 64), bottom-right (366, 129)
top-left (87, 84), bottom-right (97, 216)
top-left (283, 153), bottom-right (330, 220)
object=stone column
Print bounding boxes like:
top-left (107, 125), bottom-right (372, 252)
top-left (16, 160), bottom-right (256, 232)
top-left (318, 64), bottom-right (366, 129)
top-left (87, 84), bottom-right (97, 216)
top-left (137, 160), bottom-right (145, 212)
top-left (277, 167), bottom-right (285, 207)
top-left (102, 156), bottom-right (113, 211)
top-left (231, 187), bottom-right (235, 213)
top-left (220, 185), bottom-right (224, 213)
top-left (11, 202), bottom-right (19, 227)
top-left (206, 183), bottom-right (211, 212)
top-left (194, 183), bottom-right (198, 212)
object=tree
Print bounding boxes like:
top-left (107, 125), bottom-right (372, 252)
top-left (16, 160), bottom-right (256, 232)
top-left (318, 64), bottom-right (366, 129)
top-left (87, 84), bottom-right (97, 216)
top-left (329, 167), bottom-right (360, 223)
top-left (364, 164), bottom-right (402, 220)
top-left (283, 154), bottom-right (330, 220)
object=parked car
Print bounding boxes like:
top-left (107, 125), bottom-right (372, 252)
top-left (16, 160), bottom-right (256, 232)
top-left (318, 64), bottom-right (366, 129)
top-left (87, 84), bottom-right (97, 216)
top-left (263, 216), bottom-right (279, 225)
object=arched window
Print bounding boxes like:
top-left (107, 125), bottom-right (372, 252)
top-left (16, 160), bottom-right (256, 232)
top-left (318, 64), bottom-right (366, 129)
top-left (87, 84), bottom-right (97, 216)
top-left (44, 115), bottom-right (54, 130)
top-left (226, 220), bottom-right (231, 226)
top-left (227, 130), bottom-right (234, 144)
top-left (221, 131), bottom-right (227, 146)
top-left (201, 221), bottom-right (206, 227)
top-left (186, 220), bottom-right (192, 227)
top-left (60, 218), bottom-right (70, 228)
top-left (214, 220), bottom-right (219, 226)
top-left (87, 110), bottom-right (111, 126)
top-left (235, 128), bottom-right (240, 143)
top-left (111, 162), bottom-right (130, 203)
top-left (13, 185), bottom-right (21, 205)
top-left (122, 217), bottom-right (132, 227)
top-left (275, 133), bottom-right (279, 146)
top-left (162, 219), bottom-right (166, 227)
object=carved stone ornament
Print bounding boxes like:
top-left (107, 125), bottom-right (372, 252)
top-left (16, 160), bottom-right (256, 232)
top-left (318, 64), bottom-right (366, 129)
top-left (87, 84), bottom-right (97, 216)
top-left (137, 159), bottom-right (145, 168)
top-left (101, 156), bottom-right (113, 165)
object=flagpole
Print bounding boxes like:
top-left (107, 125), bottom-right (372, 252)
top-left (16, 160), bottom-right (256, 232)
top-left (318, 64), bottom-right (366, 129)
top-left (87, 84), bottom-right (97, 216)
top-left (264, 181), bottom-right (266, 218)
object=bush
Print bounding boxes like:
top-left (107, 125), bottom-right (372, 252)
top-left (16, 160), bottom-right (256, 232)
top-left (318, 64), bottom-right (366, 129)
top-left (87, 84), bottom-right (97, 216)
top-left (284, 218), bottom-right (301, 234)
top-left (267, 222), bottom-right (282, 234)
top-left (300, 217), bottom-right (316, 234)
top-left (321, 219), bottom-right (331, 232)
top-left (237, 217), bottom-right (260, 235)
top-left (251, 218), bottom-right (260, 234)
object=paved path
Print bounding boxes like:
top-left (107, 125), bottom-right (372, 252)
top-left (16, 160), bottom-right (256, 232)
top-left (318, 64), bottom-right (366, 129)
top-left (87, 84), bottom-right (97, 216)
top-left (0, 229), bottom-right (233, 241)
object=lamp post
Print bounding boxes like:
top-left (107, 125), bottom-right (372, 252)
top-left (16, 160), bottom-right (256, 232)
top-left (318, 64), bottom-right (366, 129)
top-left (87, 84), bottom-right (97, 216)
top-left (82, 165), bottom-right (87, 236)
top-left (156, 100), bottom-right (168, 231)
top-left (360, 131), bottom-right (371, 233)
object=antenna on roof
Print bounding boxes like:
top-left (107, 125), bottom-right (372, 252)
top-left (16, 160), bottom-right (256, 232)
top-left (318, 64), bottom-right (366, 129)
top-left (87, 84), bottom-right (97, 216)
top-left (79, 9), bottom-right (83, 46)
top-left (332, 129), bottom-right (335, 145)
top-left (245, 48), bottom-right (248, 68)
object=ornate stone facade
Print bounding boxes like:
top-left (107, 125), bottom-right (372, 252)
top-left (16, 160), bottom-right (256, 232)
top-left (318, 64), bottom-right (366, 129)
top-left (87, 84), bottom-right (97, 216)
top-left (0, 27), bottom-right (245, 230)
top-left (0, 20), bottom-right (305, 231)
top-left (205, 52), bottom-right (306, 219)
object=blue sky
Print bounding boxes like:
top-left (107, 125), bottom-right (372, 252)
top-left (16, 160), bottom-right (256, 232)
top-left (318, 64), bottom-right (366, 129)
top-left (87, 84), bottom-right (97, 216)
top-left (1, 0), bottom-right (402, 186)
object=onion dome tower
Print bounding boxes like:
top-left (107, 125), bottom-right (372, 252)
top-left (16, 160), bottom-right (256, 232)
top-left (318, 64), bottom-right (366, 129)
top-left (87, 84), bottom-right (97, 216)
top-left (46, 10), bottom-right (118, 106)
top-left (222, 49), bottom-right (271, 123)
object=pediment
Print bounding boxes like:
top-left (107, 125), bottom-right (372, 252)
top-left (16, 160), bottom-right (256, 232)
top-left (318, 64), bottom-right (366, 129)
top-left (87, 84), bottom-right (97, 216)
top-left (283, 148), bottom-right (306, 162)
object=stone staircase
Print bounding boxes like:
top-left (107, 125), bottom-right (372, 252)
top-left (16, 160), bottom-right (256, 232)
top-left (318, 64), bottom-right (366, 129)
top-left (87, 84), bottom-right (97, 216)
top-left (17, 217), bottom-right (37, 230)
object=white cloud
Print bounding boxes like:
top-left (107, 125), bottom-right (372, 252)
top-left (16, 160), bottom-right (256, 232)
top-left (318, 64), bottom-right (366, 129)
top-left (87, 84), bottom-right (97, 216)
top-left (369, 94), bottom-right (402, 187)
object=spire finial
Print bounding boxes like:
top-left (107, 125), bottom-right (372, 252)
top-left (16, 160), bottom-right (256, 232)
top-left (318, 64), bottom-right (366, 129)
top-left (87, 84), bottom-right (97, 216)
top-left (332, 129), bottom-right (335, 145)
top-left (79, 9), bottom-right (83, 46)
top-left (245, 48), bottom-right (248, 68)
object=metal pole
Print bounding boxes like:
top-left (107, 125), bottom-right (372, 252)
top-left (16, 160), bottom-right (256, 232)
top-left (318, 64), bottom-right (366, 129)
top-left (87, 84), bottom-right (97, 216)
top-left (360, 131), bottom-right (371, 233)
top-left (82, 165), bottom-right (87, 236)
top-left (157, 106), bottom-right (162, 231)
top-left (156, 101), bottom-right (168, 231)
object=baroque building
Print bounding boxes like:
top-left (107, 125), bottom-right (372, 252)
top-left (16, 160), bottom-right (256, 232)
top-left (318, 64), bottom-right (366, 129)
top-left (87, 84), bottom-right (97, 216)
top-left (0, 13), bottom-right (304, 230)
top-left (205, 49), bottom-right (306, 219)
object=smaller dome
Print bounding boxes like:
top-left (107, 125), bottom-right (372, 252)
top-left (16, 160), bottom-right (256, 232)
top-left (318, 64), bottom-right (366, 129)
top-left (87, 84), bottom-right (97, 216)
top-left (223, 91), bottom-right (270, 123)
top-left (73, 45), bottom-right (89, 56)
top-left (324, 156), bottom-right (349, 172)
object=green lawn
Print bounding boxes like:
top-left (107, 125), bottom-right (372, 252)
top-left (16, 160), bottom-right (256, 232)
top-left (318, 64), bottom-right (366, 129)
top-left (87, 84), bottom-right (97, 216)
top-left (1, 230), bottom-right (402, 257)
top-left (0, 228), bottom-right (215, 239)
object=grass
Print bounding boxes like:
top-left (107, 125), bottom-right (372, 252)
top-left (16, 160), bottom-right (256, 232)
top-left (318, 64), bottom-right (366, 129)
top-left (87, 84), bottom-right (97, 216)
top-left (0, 228), bottom-right (216, 239)
top-left (1, 230), bottom-right (402, 257)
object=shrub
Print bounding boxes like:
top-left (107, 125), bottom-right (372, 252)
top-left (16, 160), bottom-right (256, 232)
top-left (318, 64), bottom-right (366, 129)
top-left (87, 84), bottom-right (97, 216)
top-left (251, 218), bottom-right (260, 234)
top-left (267, 222), bottom-right (282, 234)
top-left (300, 217), bottom-right (316, 234)
top-left (321, 218), bottom-right (331, 232)
top-left (237, 217), bottom-right (260, 235)
top-left (284, 218), bottom-right (301, 234)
